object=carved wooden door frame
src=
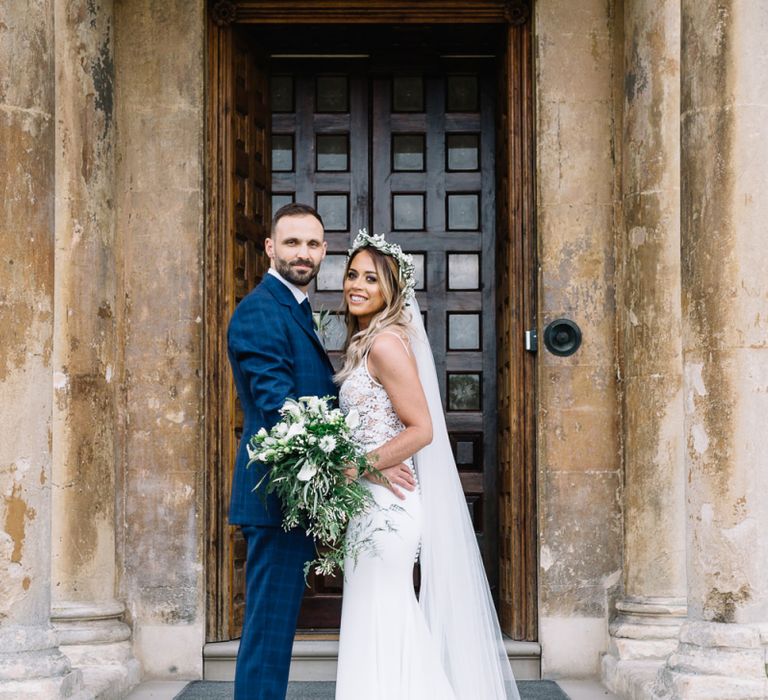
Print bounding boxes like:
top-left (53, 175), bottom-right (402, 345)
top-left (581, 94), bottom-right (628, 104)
top-left (206, 15), bottom-right (234, 642)
top-left (205, 0), bottom-right (537, 642)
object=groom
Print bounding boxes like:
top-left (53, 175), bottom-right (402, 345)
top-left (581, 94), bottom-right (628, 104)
top-left (227, 203), bottom-right (336, 699)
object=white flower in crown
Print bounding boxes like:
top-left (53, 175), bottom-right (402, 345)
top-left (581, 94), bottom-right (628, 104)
top-left (348, 229), bottom-right (416, 301)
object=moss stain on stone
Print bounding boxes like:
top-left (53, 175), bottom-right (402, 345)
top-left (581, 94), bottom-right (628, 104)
top-left (704, 585), bottom-right (750, 623)
top-left (91, 25), bottom-right (114, 137)
top-left (624, 31), bottom-right (648, 103)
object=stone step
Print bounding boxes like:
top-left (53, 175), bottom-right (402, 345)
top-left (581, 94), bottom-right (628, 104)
top-left (204, 636), bottom-right (542, 682)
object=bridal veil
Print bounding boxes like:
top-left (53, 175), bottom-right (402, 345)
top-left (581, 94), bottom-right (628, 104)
top-left (406, 299), bottom-right (521, 700)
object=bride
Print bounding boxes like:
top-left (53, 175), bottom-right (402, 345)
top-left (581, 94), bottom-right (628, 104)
top-left (334, 231), bottom-right (520, 700)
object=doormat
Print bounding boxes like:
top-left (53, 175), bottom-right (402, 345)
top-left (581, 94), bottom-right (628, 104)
top-left (175, 680), bottom-right (570, 699)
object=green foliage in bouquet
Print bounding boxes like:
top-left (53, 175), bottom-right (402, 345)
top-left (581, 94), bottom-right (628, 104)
top-left (247, 396), bottom-right (381, 577)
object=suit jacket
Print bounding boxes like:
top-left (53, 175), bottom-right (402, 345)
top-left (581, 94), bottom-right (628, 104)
top-left (227, 273), bottom-right (337, 526)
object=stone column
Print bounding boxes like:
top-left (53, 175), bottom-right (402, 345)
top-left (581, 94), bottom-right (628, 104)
top-left (656, 2), bottom-right (768, 698)
top-left (50, 0), bottom-right (139, 696)
top-left (114, 0), bottom-right (206, 678)
top-left (0, 3), bottom-right (87, 698)
top-left (602, 0), bottom-right (688, 695)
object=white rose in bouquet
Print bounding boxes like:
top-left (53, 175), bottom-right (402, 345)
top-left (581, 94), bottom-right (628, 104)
top-left (297, 461), bottom-right (318, 481)
top-left (281, 399), bottom-right (303, 419)
top-left (285, 422), bottom-right (305, 441)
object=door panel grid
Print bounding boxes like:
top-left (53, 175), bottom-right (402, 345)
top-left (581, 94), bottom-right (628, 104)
top-left (269, 59), bottom-right (496, 629)
top-left (271, 61), bottom-right (370, 626)
top-left (371, 65), bottom-right (497, 584)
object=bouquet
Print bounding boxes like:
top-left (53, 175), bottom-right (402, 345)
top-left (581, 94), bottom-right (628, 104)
top-left (247, 395), bottom-right (383, 577)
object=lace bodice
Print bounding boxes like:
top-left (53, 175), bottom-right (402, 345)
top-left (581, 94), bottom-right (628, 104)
top-left (339, 342), bottom-right (420, 564)
top-left (339, 359), bottom-right (407, 454)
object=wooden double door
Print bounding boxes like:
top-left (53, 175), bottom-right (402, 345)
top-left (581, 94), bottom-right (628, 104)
top-left (268, 57), bottom-right (498, 628)
top-left (207, 15), bottom-right (537, 644)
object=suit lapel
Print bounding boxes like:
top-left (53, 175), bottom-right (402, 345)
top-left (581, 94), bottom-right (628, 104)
top-left (262, 274), bottom-right (335, 373)
top-left (289, 303), bottom-right (336, 374)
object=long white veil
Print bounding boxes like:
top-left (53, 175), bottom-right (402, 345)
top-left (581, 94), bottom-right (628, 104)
top-left (406, 298), bottom-right (520, 700)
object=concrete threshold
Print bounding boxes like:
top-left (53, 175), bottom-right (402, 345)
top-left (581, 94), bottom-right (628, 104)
top-left (558, 678), bottom-right (621, 699)
top-left (125, 680), bottom-right (190, 699)
top-left (204, 635), bottom-right (542, 682)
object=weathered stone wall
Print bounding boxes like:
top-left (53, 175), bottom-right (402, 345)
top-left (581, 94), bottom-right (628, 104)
top-left (14, 2), bottom-right (768, 692)
top-left (535, 0), bottom-right (623, 677)
top-left (114, 0), bottom-right (207, 679)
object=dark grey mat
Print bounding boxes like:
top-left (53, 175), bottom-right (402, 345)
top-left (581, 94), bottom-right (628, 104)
top-left (175, 679), bottom-right (570, 699)
top-left (519, 680), bottom-right (571, 700)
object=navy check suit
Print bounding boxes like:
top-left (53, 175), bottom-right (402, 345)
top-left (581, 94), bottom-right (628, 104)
top-left (227, 272), bottom-right (336, 699)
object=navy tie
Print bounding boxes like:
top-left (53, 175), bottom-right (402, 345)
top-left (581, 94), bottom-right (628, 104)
top-left (299, 298), bottom-right (313, 329)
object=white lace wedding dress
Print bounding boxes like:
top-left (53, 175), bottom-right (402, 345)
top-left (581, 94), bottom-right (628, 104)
top-left (335, 352), bottom-right (457, 700)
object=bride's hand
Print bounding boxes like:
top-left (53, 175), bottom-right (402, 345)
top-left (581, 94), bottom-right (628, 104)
top-left (367, 463), bottom-right (416, 500)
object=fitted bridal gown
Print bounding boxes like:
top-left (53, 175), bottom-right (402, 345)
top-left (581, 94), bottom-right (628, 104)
top-left (335, 352), bottom-right (457, 700)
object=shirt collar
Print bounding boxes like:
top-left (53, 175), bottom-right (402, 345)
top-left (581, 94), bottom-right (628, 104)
top-left (268, 267), bottom-right (309, 305)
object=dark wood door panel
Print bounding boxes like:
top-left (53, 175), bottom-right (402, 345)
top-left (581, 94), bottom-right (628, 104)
top-left (207, 21), bottom-right (271, 642)
top-left (270, 59), bottom-right (370, 258)
top-left (371, 63), bottom-right (498, 597)
top-left (496, 24), bottom-right (537, 640)
top-left (266, 58), bottom-right (498, 629)
top-left (228, 31), bottom-right (272, 638)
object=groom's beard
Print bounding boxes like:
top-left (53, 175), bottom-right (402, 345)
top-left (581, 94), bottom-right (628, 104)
top-left (274, 255), bottom-right (320, 287)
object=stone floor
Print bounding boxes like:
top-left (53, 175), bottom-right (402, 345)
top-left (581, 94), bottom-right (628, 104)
top-left (126, 678), bottom-right (618, 700)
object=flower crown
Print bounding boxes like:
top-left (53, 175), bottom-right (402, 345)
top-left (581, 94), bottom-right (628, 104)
top-left (348, 229), bottom-right (416, 301)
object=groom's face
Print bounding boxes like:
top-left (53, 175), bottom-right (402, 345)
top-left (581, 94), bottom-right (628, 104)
top-left (266, 214), bottom-right (327, 291)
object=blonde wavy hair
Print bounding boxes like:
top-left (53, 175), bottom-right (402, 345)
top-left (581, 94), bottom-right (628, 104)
top-left (334, 246), bottom-right (411, 384)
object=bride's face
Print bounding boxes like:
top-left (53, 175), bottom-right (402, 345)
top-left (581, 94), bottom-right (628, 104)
top-left (344, 250), bottom-right (386, 326)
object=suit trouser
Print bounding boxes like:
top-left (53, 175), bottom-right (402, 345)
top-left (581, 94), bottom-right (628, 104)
top-left (234, 525), bottom-right (314, 700)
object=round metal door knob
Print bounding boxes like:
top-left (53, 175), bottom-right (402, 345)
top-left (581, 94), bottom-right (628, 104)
top-left (543, 319), bottom-right (582, 357)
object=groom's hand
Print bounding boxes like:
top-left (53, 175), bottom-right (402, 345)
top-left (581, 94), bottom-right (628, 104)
top-left (374, 463), bottom-right (416, 500)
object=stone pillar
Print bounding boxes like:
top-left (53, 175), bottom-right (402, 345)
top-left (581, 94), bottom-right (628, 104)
top-left (602, 0), bottom-right (688, 695)
top-left (0, 3), bottom-right (87, 698)
top-left (50, 0), bottom-right (139, 696)
top-left (114, 0), bottom-right (206, 678)
top-left (656, 2), bottom-right (768, 698)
